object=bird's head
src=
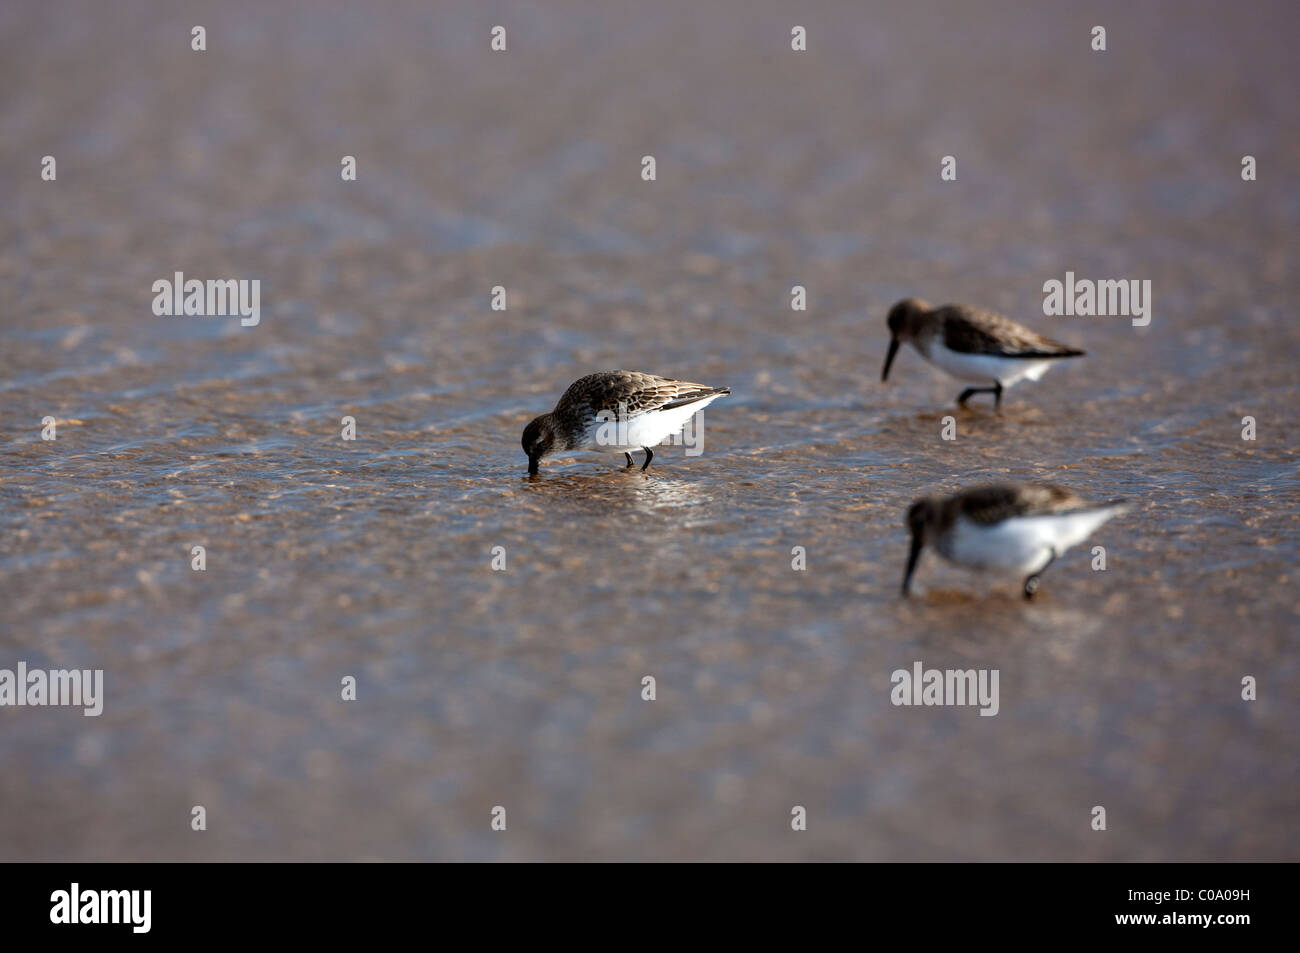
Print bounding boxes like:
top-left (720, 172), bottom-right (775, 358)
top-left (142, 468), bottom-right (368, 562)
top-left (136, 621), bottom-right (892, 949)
top-left (901, 495), bottom-right (941, 596)
top-left (521, 414), bottom-right (557, 475)
top-left (883, 298), bottom-right (930, 381)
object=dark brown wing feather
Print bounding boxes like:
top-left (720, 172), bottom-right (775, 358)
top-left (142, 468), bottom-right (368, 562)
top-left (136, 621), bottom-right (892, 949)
top-left (953, 483), bottom-right (1088, 525)
top-left (558, 371), bottom-right (727, 420)
top-left (939, 305), bottom-right (1085, 359)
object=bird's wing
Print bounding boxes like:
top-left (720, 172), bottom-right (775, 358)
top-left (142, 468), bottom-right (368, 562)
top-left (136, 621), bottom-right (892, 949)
top-left (940, 305), bottom-right (1085, 358)
top-left (564, 371), bottom-right (726, 420)
top-left (956, 484), bottom-right (1088, 525)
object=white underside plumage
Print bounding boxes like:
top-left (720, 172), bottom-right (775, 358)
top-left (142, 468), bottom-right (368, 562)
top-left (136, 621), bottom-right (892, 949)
top-left (936, 506), bottom-right (1124, 575)
top-left (575, 392), bottom-right (726, 453)
top-left (921, 344), bottom-right (1059, 386)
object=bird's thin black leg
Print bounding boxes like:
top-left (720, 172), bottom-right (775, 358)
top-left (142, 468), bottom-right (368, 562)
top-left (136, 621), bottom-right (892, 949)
top-left (624, 452), bottom-right (634, 468)
top-left (957, 385), bottom-right (1000, 408)
top-left (640, 447), bottom-right (654, 471)
top-left (993, 381), bottom-right (1003, 412)
top-left (1023, 548), bottom-right (1059, 600)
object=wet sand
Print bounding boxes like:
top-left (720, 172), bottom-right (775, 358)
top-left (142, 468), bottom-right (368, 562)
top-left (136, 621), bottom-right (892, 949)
top-left (1, 0), bottom-right (1297, 860)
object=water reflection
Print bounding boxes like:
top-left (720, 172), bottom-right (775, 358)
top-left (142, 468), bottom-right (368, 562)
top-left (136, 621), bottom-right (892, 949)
top-left (525, 465), bottom-right (713, 513)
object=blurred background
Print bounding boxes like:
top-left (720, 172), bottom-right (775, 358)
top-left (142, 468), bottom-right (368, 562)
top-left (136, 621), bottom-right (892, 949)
top-left (1, 0), bottom-right (1297, 860)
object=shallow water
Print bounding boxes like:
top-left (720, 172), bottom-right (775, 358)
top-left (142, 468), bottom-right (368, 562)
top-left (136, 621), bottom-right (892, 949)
top-left (1, 0), bottom-right (1297, 860)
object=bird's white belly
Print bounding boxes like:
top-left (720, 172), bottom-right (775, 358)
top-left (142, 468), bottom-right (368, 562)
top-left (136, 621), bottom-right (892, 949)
top-left (578, 393), bottom-right (724, 453)
top-left (924, 345), bottom-right (1056, 386)
top-left (939, 509), bottom-right (1119, 574)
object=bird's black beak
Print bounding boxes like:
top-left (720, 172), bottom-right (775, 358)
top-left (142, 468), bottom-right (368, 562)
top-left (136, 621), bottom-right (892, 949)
top-left (901, 531), bottom-right (923, 597)
top-left (527, 456), bottom-right (539, 476)
top-left (882, 337), bottom-right (901, 382)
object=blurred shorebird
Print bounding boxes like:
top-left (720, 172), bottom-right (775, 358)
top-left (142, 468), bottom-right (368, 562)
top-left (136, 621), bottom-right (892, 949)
top-left (521, 370), bottom-right (730, 475)
top-left (901, 483), bottom-right (1127, 599)
top-left (881, 298), bottom-right (1085, 410)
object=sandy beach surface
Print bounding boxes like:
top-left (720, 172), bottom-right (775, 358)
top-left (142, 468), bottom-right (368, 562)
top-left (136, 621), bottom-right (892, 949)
top-left (1, 0), bottom-right (1297, 860)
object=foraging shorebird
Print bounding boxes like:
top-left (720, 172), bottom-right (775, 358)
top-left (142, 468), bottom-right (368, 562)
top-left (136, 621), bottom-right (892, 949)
top-left (521, 370), bottom-right (730, 475)
top-left (901, 483), bottom-right (1127, 599)
top-left (881, 298), bottom-right (1085, 410)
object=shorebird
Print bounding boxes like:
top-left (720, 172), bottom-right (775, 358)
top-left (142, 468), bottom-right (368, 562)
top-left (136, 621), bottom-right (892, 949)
top-left (880, 298), bottom-right (1085, 410)
top-left (521, 370), bottom-right (730, 475)
top-left (901, 483), bottom-right (1127, 599)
